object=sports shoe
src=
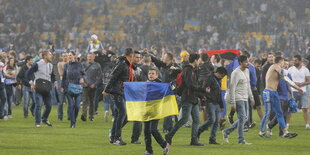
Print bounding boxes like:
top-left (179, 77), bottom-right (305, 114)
top-left (190, 138), bottom-right (204, 146)
top-left (165, 134), bottom-right (172, 145)
top-left (144, 151), bottom-right (153, 155)
top-left (209, 140), bottom-right (220, 145)
top-left (228, 115), bottom-right (234, 124)
top-left (70, 124), bottom-right (76, 128)
top-left (306, 124), bottom-right (310, 130)
top-left (42, 120), bottom-right (52, 127)
top-left (222, 130), bottom-right (229, 143)
top-left (81, 115), bottom-right (86, 121)
top-left (282, 132), bottom-right (298, 139)
top-left (8, 115), bottom-right (12, 119)
top-left (238, 140), bottom-right (252, 145)
top-left (35, 124), bottom-right (41, 128)
top-left (258, 131), bottom-right (270, 138)
top-left (266, 128), bottom-right (273, 136)
top-left (89, 118), bottom-right (94, 121)
top-left (163, 143), bottom-right (170, 155)
top-left (249, 122), bottom-right (256, 128)
top-left (113, 138), bottom-right (127, 146)
top-left (131, 140), bottom-right (142, 144)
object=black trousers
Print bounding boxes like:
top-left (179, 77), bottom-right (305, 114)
top-left (144, 120), bottom-right (167, 154)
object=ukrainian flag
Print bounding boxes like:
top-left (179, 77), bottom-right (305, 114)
top-left (124, 82), bottom-right (179, 122)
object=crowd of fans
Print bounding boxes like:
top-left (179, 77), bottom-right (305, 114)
top-left (1, 0), bottom-right (309, 58)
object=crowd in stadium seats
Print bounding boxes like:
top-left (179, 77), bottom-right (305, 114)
top-left (0, 0), bottom-right (309, 57)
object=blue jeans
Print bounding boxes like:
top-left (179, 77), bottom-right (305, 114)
top-left (198, 103), bottom-right (220, 140)
top-left (34, 92), bottom-right (52, 125)
top-left (0, 85), bottom-right (6, 117)
top-left (167, 103), bottom-right (200, 139)
top-left (5, 85), bottom-right (13, 116)
top-left (223, 101), bottom-right (248, 143)
top-left (220, 90), bottom-right (227, 116)
top-left (23, 85), bottom-right (35, 117)
top-left (57, 80), bottom-right (67, 119)
top-left (260, 89), bottom-right (286, 131)
top-left (110, 94), bottom-right (126, 140)
top-left (67, 93), bottom-right (82, 125)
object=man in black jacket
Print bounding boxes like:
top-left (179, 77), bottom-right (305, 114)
top-left (103, 48), bottom-right (134, 146)
top-left (150, 52), bottom-right (181, 133)
top-left (197, 67), bottom-right (227, 144)
top-left (16, 56), bottom-right (35, 118)
top-left (165, 54), bottom-right (208, 146)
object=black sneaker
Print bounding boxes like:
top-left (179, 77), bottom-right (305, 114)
top-left (209, 140), bottom-right (220, 145)
top-left (70, 124), bottom-right (75, 128)
top-left (89, 118), bottom-right (94, 121)
top-left (131, 140), bottom-right (142, 144)
top-left (165, 134), bottom-right (172, 145)
top-left (113, 138), bottom-right (127, 146)
top-left (258, 132), bottom-right (271, 138)
top-left (228, 115), bottom-right (234, 124)
top-left (42, 120), bottom-right (52, 127)
top-left (81, 115), bottom-right (86, 121)
top-left (58, 118), bottom-right (63, 121)
top-left (282, 133), bottom-right (298, 139)
top-left (249, 122), bottom-right (256, 128)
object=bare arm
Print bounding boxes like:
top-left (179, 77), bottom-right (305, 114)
top-left (276, 68), bottom-right (303, 93)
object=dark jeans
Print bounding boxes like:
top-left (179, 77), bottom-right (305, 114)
top-left (82, 87), bottom-right (96, 119)
top-left (268, 100), bottom-right (289, 136)
top-left (95, 83), bottom-right (104, 112)
top-left (198, 103), bottom-right (220, 141)
top-left (67, 93), bottom-right (82, 125)
top-left (167, 103), bottom-right (200, 139)
top-left (110, 94), bottom-right (127, 140)
top-left (34, 92), bottom-right (52, 125)
top-left (163, 116), bottom-right (173, 132)
top-left (144, 120), bottom-right (167, 154)
top-left (57, 80), bottom-right (68, 120)
top-left (0, 85), bottom-right (7, 117)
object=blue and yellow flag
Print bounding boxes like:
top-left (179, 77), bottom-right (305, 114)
top-left (124, 82), bottom-right (179, 122)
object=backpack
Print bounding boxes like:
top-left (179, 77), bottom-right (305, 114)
top-left (174, 72), bottom-right (185, 96)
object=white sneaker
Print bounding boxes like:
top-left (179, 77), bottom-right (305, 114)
top-left (36, 124), bottom-right (41, 128)
top-left (8, 115), bottom-right (12, 119)
top-left (306, 124), bottom-right (310, 130)
top-left (3, 116), bottom-right (8, 120)
top-left (222, 130), bottom-right (229, 143)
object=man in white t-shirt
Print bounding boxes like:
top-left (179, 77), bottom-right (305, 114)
top-left (288, 55), bottom-right (310, 129)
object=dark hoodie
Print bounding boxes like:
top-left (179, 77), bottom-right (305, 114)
top-left (181, 64), bottom-right (204, 104)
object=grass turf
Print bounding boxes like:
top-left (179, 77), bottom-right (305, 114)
top-left (0, 103), bottom-right (309, 155)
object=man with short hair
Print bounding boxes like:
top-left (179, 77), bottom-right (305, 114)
top-left (150, 52), bottom-right (181, 133)
top-left (165, 54), bottom-right (208, 146)
top-left (103, 48), bottom-right (134, 145)
top-left (16, 56), bottom-right (35, 118)
top-left (258, 56), bottom-right (301, 138)
top-left (26, 50), bottom-right (58, 128)
top-left (288, 55), bottom-right (310, 129)
top-left (222, 55), bottom-right (254, 145)
top-left (198, 67), bottom-right (227, 144)
top-left (57, 52), bottom-right (69, 121)
top-left (81, 52), bottom-right (102, 122)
